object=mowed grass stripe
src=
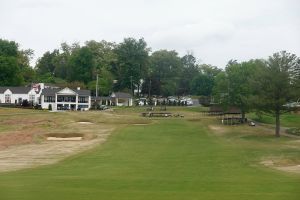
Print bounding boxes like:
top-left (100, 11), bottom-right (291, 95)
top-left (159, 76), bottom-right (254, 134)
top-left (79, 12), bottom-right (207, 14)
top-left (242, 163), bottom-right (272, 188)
top-left (0, 120), bottom-right (299, 200)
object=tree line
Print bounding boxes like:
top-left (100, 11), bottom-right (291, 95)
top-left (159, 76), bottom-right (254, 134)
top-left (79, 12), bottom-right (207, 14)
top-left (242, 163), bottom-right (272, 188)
top-left (0, 38), bottom-right (300, 136)
top-left (0, 38), bottom-right (221, 97)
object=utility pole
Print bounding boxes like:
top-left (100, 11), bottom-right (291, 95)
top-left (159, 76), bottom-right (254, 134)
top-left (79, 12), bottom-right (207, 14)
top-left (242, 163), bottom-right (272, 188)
top-left (95, 74), bottom-right (99, 109)
top-left (148, 79), bottom-right (151, 98)
top-left (96, 74), bottom-right (99, 98)
top-left (130, 76), bottom-right (133, 96)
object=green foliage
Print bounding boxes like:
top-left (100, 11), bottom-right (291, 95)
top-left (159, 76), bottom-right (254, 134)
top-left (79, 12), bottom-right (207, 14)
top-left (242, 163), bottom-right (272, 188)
top-left (85, 40), bottom-right (117, 71)
top-left (0, 56), bottom-right (23, 86)
top-left (87, 69), bottom-right (113, 96)
top-left (212, 71), bottom-right (228, 103)
top-left (35, 50), bottom-right (59, 75)
top-left (67, 47), bottom-right (95, 84)
top-left (113, 38), bottom-right (150, 94)
top-left (178, 53), bottom-right (199, 95)
top-left (191, 73), bottom-right (214, 96)
top-left (48, 104), bottom-right (52, 111)
top-left (190, 64), bottom-right (220, 97)
top-left (212, 59), bottom-right (263, 120)
top-left (0, 39), bottom-right (33, 86)
top-left (286, 128), bottom-right (300, 136)
top-left (0, 39), bottom-right (18, 57)
top-left (254, 52), bottom-right (299, 113)
top-left (253, 51), bottom-right (300, 136)
top-left (249, 112), bottom-right (300, 128)
top-left (21, 66), bottom-right (36, 84)
top-left (149, 50), bottom-right (182, 96)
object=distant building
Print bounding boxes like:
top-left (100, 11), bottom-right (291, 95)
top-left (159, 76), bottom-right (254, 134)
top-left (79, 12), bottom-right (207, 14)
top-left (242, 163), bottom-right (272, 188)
top-left (40, 87), bottom-right (91, 111)
top-left (111, 92), bottom-right (133, 106)
top-left (0, 83), bottom-right (92, 111)
top-left (92, 92), bottom-right (133, 107)
top-left (0, 86), bottom-right (41, 105)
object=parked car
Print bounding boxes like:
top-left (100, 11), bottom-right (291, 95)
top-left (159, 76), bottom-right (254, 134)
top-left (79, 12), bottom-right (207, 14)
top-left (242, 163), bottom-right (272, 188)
top-left (137, 98), bottom-right (148, 106)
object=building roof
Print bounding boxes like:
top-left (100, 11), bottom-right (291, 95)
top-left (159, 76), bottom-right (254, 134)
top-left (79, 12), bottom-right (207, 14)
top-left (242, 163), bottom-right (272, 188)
top-left (225, 107), bottom-right (241, 114)
top-left (41, 88), bottom-right (90, 96)
top-left (0, 87), bottom-right (32, 94)
top-left (77, 89), bottom-right (90, 96)
top-left (209, 105), bottom-right (224, 112)
top-left (0, 87), bottom-right (7, 93)
top-left (111, 92), bottom-right (132, 99)
top-left (209, 105), bottom-right (241, 114)
top-left (91, 96), bottom-right (112, 101)
top-left (41, 88), bottom-right (61, 96)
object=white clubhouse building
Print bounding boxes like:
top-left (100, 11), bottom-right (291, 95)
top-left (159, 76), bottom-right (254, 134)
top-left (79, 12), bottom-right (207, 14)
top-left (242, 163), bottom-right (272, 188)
top-left (41, 87), bottom-right (91, 110)
top-left (0, 86), bottom-right (42, 105)
top-left (0, 83), bottom-right (91, 111)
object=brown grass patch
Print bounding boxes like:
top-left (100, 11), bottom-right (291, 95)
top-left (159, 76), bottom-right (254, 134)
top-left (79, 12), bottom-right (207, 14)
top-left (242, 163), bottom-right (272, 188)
top-left (0, 131), bottom-right (35, 150)
top-left (0, 128), bottom-right (114, 172)
top-left (208, 125), bottom-right (228, 135)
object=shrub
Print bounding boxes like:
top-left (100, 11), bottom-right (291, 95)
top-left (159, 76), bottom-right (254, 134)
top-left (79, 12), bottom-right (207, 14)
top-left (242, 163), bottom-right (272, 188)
top-left (22, 99), bottom-right (29, 107)
top-left (286, 128), bottom-right (300, 136)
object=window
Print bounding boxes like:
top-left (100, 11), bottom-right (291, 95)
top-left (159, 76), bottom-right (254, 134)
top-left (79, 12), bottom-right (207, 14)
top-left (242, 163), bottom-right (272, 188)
top-left (44, 96), bottom-right (55, 102)
top-left (78, 96), bottom-right (88, 103)
top-left (5, 94), bottom-right (11, 103)
top-left (57, 96), bottom-right (76, 102)
top-left (78, 105), bottom-right (88, 109)
top-left (29, 95), bottom-right (35, 102)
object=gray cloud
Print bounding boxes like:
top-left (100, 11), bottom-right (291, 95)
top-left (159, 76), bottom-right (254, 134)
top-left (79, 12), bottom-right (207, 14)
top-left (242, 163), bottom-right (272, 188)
top-left (0, 0), bottom-right (299, 67)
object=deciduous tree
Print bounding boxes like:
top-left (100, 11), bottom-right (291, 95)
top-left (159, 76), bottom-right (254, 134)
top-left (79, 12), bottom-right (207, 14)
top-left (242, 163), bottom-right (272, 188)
top-left (254, 51), bottom-right (300, 137)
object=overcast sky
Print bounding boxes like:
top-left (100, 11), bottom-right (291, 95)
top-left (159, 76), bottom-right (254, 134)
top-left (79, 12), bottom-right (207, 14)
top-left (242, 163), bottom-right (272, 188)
top-left (0, 0), bottom-right (299, 68)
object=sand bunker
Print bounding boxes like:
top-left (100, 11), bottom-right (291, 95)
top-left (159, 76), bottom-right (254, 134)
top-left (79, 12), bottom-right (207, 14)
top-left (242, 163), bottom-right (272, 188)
top-left (47, 137), bottom-right (82, 141)
top-left (78, 121), bottom-right (94, 124)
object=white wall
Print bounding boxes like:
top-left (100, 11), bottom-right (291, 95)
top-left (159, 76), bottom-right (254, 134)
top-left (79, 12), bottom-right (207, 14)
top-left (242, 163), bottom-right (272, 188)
top-left (0, 88), bottom-right (41, 105)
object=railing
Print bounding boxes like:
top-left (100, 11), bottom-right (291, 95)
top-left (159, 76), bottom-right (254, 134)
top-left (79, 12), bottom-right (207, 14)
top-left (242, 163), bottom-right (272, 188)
top-left (57, 100), bottom-right (76, 102)
top-left (78, 101), bottom-right (89, 103)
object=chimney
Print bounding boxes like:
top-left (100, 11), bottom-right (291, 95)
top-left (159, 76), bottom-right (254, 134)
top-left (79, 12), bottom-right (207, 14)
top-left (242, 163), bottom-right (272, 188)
top-left (77, 87), bottom-right (80, 90)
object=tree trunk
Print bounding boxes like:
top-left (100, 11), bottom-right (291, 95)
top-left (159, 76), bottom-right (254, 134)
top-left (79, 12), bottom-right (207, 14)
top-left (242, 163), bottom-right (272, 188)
top-left (275, 112), bottom-right (280, 137)
top-left (241, 111), bottom-right (246, 123)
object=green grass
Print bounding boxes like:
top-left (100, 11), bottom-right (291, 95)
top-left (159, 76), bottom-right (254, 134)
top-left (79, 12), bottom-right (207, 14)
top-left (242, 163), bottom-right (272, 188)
top-left (0, 118), bottom-right (300, 200)
top-left (248, 112), bottom-right (300, 128)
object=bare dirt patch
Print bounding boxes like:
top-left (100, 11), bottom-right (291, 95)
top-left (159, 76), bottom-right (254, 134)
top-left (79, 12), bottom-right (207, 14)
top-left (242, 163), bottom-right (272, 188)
top-left (1, 118), bottom-right (55, 126)
top-left (0, 128), bottom-right (113, 173)
top-left (0, 131), bottom-right (35, 150)
top-left (261, 159), bottom-right (300, 174)
top-left (208, 125), bottom-right (228, 135)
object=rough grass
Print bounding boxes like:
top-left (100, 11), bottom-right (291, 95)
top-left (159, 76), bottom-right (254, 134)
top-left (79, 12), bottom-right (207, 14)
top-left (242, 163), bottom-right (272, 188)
top-left (248, 112), bottom-right (300, 128)
top-left (286, 128), bottom-right (300, 136)
top-left (0, 109), bottom-right (300, 200)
